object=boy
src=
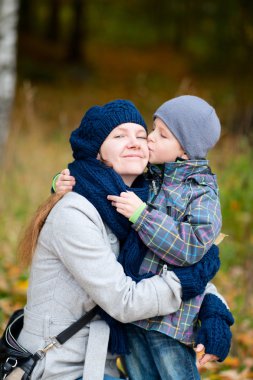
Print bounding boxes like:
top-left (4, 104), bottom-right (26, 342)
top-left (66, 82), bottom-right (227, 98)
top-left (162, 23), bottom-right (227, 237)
top-left (54, 96), bottom-right (234, 379)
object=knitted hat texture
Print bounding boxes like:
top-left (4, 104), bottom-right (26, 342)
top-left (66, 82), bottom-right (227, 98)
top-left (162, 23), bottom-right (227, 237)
top-left (70, 99), bottom-right (147, 160)
top-left (154, 95), bottom-right (221, 159)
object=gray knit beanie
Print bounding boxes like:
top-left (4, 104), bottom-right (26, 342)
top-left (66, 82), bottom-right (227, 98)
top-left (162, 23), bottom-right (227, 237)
top-left (154, 95), bottom-right (221, 159)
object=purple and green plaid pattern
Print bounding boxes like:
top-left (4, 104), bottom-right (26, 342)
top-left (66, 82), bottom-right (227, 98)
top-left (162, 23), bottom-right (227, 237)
top-left (133, 160), bottom-right (222, 344)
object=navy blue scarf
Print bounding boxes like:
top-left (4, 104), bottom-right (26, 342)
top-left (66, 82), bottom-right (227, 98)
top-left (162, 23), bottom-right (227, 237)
top-left (68, 158), bottom-right (152, 354)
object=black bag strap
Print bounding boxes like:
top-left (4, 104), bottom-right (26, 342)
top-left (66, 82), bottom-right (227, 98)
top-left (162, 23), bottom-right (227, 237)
top-left (1, 306), bottom-right (99, 379)
top-left (19, 306), bottom-right (99, 379)
top-left (55, 305), bottom-right (99, 345)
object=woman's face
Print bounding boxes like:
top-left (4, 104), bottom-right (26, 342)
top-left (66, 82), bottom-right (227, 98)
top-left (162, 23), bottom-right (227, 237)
top-left (99, 123), bottom-right (149, 186)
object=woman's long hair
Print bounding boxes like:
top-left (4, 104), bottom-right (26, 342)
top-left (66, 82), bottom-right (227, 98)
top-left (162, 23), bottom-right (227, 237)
top-left (18, 193), bottom-right (64, 267)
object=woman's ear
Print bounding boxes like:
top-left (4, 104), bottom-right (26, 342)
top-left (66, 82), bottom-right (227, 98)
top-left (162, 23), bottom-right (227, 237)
top-left (97, 151), bottom-right (113, 167)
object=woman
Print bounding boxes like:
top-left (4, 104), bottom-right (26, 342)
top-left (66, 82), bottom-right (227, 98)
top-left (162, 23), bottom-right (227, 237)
top-left (18, 99), bottom-right (221, 380)
top-left (18, 100), bottom-right (188, 380)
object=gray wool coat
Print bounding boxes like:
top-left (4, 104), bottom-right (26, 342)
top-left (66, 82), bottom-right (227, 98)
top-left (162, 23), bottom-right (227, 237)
top-left (18, 192), bottom-right (183, 380)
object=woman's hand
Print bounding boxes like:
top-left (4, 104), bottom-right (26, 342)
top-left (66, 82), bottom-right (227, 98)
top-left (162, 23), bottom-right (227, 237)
top-left (55, 168), bottom-right (76, 193)
top-left (195, 344), bottom-right (219, 366)
top-left (107, 191), bottom-right (144, 218)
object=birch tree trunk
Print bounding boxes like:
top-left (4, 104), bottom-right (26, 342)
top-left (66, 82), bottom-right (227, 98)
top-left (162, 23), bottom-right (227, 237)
top-left (0, 0), bottom-right (19, 163)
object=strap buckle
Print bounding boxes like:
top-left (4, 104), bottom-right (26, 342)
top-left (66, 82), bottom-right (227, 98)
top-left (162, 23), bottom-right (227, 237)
top-left (36, 337), bottom-right (61, 359)
top-left (3, 357), bottom-right (18, 378)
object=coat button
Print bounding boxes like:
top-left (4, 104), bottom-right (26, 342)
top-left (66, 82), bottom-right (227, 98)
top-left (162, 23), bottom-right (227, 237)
top-left (108, 233), bottom-right (117, 244)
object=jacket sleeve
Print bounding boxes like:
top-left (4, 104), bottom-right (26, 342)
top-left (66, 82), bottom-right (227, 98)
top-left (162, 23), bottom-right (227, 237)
top-left (50, 198), bottom-right (182, 323)
top-left (132, 185), bottom-right (222, 266)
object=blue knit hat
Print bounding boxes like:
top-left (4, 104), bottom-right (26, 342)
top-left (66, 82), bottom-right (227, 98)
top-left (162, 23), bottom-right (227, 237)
top-left (70, 99), bottom-right (147, 160)
top-left (154, 95), bottom-right (221, 159)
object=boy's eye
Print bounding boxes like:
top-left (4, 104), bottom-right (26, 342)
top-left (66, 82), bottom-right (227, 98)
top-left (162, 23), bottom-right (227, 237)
top-left (114, 135), bottom-right (125, 138)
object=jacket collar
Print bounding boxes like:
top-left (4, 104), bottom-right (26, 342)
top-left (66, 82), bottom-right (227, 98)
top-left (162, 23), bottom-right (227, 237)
top-left (149, 160), bottom-right (209, 179)
top-left (164, 159), bottom-right (209, 178)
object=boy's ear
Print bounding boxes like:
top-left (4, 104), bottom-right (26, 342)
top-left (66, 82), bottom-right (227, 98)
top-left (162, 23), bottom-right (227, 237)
top-left (97, 152), bottom-right (101, 160)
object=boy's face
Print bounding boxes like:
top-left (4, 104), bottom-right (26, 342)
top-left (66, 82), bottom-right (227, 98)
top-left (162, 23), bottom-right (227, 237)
top-left (148, 118), bottom-right (186, 164)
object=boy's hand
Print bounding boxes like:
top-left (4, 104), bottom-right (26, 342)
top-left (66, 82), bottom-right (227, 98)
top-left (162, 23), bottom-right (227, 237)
top-left (55, 168), bottom-right (76, 194)
top-left (195, 344), bottom-right (219, 366)
top-left (107, 191), bottom-right (144, 218)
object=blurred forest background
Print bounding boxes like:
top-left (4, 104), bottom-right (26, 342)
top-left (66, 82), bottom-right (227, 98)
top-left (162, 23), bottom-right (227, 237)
top-left (0, 0), bottom-right (253, 379)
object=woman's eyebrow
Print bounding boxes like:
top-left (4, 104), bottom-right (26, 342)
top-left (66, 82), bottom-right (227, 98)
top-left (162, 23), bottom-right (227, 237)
top-left (115, 126), bottom-right (146, 133)
top-left (114, 126), bottom-right (128, 132)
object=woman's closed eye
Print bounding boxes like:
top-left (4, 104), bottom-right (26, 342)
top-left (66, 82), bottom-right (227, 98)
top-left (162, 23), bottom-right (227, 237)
top-left (114, 134), bottom-right (147, 139)
top-left (114, 134), bottom-right (125, 138)
top-left (137, 135), bottom-right (147, 139)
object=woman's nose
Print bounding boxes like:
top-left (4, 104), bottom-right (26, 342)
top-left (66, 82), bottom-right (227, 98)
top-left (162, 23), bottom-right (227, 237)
top-left (128, 142), bottom-right (141, 149)
top-left (127, 136), bottom-right (141, 148)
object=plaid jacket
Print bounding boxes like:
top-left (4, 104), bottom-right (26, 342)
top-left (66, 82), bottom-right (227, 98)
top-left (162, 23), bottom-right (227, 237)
top-left (132, 160), bottom-right (222, 345)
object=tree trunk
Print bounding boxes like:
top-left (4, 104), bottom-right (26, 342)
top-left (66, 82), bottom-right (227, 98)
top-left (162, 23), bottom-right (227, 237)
top-left (67, 0), bottom-right (86, 63)
top-left (18, 0), bottom-right (32, 34)
top-left (0, 0), bottom-right (19, 163)
top-left (47, 0), bottom-right (61, 42)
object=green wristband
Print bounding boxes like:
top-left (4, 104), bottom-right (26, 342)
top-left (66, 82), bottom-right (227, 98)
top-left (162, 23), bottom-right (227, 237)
top-left (52, 173), bottom-right (61, 193)
top-left (129, 203), bottom-right (147, 224)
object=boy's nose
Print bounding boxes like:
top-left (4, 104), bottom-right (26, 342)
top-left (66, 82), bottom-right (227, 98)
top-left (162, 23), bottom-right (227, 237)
top-left (148, 131), bottom-right (155, 142)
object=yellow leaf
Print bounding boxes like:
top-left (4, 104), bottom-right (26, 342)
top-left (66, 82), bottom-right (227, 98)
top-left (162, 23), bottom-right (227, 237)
top-left (237, 332), bottom-right (253, 347)
top-left (196, 346), bottom-right (205, 361)
top-left (7, 265), bottom-right (21, 278)
top-left (214, 233), bottom-right (229, 245)
top-left (230, 200), bottom-right (240, 211)
top-left (219, 369), bottom-right (241, 379)
top-left (0, 277), bottom-right (9, 292)
top-left (12, 279), bottom-right (29, 295)
top-left (116, 357), bottom-right (127, 376)
top-left (223, 356), bottom-right (240, 368)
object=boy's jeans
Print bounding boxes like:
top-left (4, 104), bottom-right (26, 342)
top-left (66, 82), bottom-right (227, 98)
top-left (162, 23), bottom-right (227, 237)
top-left (77, 376), bottom-right (121, 380)
top-left (124, 324), bottom-right (200, 380)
